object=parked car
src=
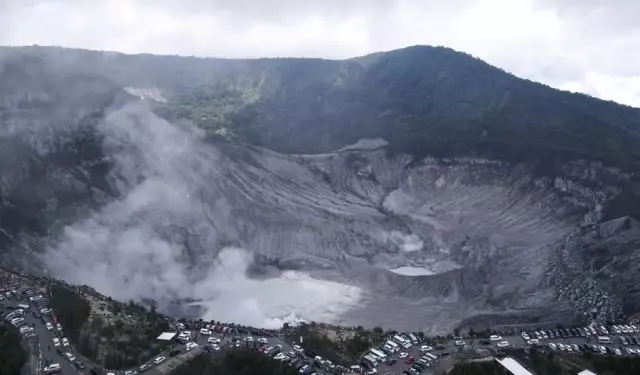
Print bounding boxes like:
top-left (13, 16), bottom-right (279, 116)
top-left (43, 364), bottom-right (61, 374)
top-left (385, 358), bottom-right (396, 365)
top-left (153, 356), bottom-right (166, 365)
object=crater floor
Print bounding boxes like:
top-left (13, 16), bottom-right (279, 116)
top-left (35, 104), bottom-right (593, 332)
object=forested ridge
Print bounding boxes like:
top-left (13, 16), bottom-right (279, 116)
top-left (2, 45), bottom-right (639, 174)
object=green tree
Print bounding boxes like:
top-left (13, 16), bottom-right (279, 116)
top-left (175, 349), bottom-right (300, 375)
top-left (49, 285), bottom-right (91, 343)
top-left (0, 325), bottom-right (27, 375)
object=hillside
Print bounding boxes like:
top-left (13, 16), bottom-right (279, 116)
top-left (2, 45), bottom-right (640, 170)
top-left (1, 45), bottom-right (640, 332)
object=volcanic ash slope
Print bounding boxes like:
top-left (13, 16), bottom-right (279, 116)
top-left (43, 103), bottom-right (613, 332)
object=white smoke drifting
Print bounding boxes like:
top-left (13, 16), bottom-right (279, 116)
top-left (43, 102), bottom-right (362, 327)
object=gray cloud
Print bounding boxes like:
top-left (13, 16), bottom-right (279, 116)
top-left (0, 0), bottom-right (639, 106)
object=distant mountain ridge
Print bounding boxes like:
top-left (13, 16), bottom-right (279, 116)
top-left (1, 45), bottom-right (639, 171)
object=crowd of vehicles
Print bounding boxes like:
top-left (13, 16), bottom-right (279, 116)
top-left (359, 332), bottom-right (443, 375)
top-left (5, 276), bottom-right (640, 375)
top-left (2, 285), bottom-right (91, 375)
top-left (517, 324), bottom-right (640, 357)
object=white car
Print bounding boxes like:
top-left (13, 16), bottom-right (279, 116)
top-left (293, 345), bottom-right (303, 352)
top-left (10, 317), bottom-right (23, 325)
top-left (200, 328), bottom-right (211, 335)
top-left (496, 341), bottom-right (509, 348)
top-left (43, 364), bottom-right (61, 374)
top-left (489, 335), bottom-right (502, 341)
top-left (153, 356), bottom-right (165, 365)
top-left (299, 365), bottom-right (309, 374)
top-left (245, 336), bottom-right (254, 342)
top-left (527, 339), bottom-right (540, 345)
top-left (257, 337), bottom-right (268, 344)
top-left (274, 353), bottom-right (287, 360)
top-left (64, 352), bottom-right (75, 362)
top-left (419, 345), bottom-right (433, 352)
top-left (364, 369), bottom-right (377, 375)
top-left (548, 343), bottom-right (557, 350)
top-left (52, 338), bottom-right (61, 347)
top-left (234, 341), bottom-right (241, 348)
top-left (614, 348), bottom-right (622, 356)
top-left (398, 352), bottom-right (408, 359)
top-left (62, 338), bottom-right (69, 347)
top-left (598, 346), bottom-right (607, 354)
top-left (454, 340), bottom-right (465, 346)
top-left (45, 322), bottom-right (53, 331)
top-left (56, 323), bottom-right (63, 332)
top-left (186, 342), bottom-right (199, 351)
top-left (208, 337), bottom-right (221, 344)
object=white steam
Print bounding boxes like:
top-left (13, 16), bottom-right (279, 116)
top-left (43, 102), bottom-right (361, 327)
top-left (193, 248), bottom-right (362, 329)
top-left (388, 230), bottom-right (424, 252)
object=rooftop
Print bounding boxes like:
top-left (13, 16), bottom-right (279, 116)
top-left (495, 357), bottom-right (534, 375)
top-left (156, 332), bottom-right (177, 341)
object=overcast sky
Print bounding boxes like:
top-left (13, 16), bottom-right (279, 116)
top-left (1, 0), bottom-right (639, 107)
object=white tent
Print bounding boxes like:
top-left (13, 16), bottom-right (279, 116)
top-left (157, 332), bottom-right (177, 341)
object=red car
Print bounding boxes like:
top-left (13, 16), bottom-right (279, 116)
top-left (405, 357), bottom-right (415, 364)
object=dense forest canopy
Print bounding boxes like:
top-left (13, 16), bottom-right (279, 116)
top-left (175, 350), bottom-right (301, 375)
top-left (0, 325), bottom-right (27, 375)
top-left (1, 45), bottom-right (639, 173)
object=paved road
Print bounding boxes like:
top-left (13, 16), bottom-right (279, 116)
top-left (2, 286), bottom-right (88, 375)
top-left (2, 282), bottom-right (292, 375)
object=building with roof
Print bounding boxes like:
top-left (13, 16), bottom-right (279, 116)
top-left (495, 357), bottom-right (535, 375)
top-left (156, 332), bottom-right (177, 341)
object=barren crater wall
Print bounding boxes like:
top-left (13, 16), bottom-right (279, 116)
top-left (1, 102), bottom-right (634, 332)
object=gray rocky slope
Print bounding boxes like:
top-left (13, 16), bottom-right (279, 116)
top-left (1, 48), bottom-right (639, 332)
top-left (2, 87), bottom-right (637, 332)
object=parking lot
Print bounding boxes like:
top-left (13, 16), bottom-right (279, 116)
top-left (1, 276), bottom-right (295, 375)
top-left (4, 271), bottom-right (640, 375)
